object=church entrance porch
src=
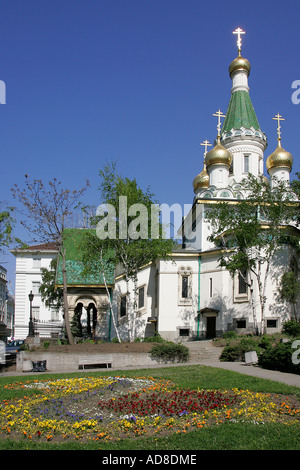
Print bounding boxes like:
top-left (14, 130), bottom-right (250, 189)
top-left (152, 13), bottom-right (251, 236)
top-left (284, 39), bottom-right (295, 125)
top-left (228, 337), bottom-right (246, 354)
top-left (74, 302), bottom-right (98, 339)
top-left (198, 307), bottom-right (219, 339)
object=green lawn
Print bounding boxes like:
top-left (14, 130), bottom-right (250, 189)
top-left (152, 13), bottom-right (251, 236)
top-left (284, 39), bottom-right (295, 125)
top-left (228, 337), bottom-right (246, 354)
top-left (0, 365), bottom-right (299, 450)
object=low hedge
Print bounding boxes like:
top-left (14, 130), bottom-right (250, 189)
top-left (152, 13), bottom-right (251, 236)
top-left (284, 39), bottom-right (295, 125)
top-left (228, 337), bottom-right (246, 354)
top-left (258, 340), bottom-right (300, 375)
top-left (220, 336), bottom-right (265, 362)
top-left (150, 343), bottom-right (190, 363)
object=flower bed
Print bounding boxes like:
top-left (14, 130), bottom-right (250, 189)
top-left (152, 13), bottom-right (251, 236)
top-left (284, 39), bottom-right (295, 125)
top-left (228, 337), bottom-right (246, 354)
top-left (0, 376), bottom-right (299, 444)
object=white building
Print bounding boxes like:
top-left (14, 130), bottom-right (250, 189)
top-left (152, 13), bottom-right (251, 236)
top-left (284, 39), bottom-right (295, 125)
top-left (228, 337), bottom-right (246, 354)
top-left (11, 243), bottom-right (63, 339)
top-left (0, 265), bottom-right (14, 341)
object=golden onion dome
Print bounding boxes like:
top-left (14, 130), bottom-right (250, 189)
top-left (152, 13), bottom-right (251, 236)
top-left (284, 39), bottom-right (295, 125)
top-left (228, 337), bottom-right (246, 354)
top-left (205, 135), bottom-right (232, 168)
top-left (193, 164), bottom-right (209, 191)
top-left (229, 52), bottom-right (251, 77)
top-left (266, 139), bottom-right (293, 173)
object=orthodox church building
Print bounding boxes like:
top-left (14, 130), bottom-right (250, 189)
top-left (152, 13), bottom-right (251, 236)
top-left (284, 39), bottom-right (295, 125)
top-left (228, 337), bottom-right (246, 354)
top-left (12, 29), bottom-right (299, 342)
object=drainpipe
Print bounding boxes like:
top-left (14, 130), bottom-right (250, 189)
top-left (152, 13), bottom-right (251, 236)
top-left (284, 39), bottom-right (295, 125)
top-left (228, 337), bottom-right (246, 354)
top-left (197, 256), bottom-right (201, 340)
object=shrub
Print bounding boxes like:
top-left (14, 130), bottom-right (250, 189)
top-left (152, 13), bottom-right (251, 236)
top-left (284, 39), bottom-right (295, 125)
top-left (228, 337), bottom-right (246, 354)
top-left (143, 334), bottom-right (166, 343)
top-left (220, 344), bottom-right (243, 362)
top-left (150, 343), bottom-right (190, 363)
top-left (258, 340), bottom-right (300, 375)
top-left (239, 337), bottom-right (260, 353)
top-left (282, 320), bottom-right (300, 337)
top-left (220, 336), bottom-right (261, 362)
top-left (223, 331), bottom-right (237, 340)
top-left (111, 337), bottom-right (120, 343)
top-left (258, 335), bottom-right (272, 349)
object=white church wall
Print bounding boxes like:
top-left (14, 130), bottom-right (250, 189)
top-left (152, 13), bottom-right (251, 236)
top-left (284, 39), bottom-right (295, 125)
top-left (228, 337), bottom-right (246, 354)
top-left (263, 245), bottom-right (296, 331)
top-left (156, 257), bottom-right (200, 341)
top-left (113, 264), bottom-right (156, 342)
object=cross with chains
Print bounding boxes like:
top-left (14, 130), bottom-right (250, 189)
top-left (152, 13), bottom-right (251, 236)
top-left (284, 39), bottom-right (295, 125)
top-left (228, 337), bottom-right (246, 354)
top-left (272, 113), bottom-right (285, 139)
top-left (213, 109), bottom-right (226, 135)
top-left (200, 139), bottom-right (212, 157)
top-left (233, 27), bottom-right (245, 53)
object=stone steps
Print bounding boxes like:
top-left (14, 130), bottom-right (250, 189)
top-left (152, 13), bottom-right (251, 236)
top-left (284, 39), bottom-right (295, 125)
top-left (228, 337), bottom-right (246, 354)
top-left (185, 341), bottom-right (223, 363)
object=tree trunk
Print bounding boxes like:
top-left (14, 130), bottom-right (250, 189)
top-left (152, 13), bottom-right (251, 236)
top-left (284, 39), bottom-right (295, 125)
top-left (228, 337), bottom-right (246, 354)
top-left (61, 246), bottom-right (74, 344)
top-left (130, 274), bottom-right (138, 342)
top-left (260, 259), bottom-right (271, 336)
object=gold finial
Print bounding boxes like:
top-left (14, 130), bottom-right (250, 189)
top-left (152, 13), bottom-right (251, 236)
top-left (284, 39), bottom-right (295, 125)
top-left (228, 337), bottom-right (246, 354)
top-left (200, 139), bottom-right (212, 157)
top-left (272, 113), bottom-right (285, 141)
top-left (213, 109), bottom-right (226, 136)
top-left (233, 27), bottom-right (245, 54)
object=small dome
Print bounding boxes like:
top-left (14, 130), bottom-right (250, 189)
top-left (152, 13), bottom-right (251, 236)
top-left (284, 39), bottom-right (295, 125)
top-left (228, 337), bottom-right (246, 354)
top-left (266, 139), bottom-right (293, 173)
top-left (205, 135), bottom-right (232, 168)
top-left (229, 52), bottom-right (251, 77)
top-left (193, 164), bottom-right (209, 191)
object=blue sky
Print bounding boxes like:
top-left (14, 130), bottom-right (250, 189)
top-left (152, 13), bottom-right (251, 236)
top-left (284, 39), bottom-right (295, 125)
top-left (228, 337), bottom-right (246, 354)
top-left (1, 0), bottom-right (300, 285)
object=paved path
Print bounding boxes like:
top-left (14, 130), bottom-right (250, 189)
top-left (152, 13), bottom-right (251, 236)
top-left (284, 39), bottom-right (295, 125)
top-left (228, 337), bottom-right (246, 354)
top-left (1, 360), bottom-right (300, 388)
top-left (198, 361), bottom-right (300, 388)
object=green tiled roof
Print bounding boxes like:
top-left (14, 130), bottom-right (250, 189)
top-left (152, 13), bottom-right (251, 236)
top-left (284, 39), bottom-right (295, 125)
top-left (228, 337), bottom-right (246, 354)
top-left (222, 90), bottom-right (260, 133)
top-left (56, 228), bottom-right (115, 286)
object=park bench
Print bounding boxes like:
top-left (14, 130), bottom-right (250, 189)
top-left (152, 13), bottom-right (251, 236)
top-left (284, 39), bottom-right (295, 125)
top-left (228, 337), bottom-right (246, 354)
top-left (78, 355), bottom-right (113, 370)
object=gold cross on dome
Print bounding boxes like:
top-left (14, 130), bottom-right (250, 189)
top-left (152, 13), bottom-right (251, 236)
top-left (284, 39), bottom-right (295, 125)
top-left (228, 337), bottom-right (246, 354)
top-left (272, 113), bottom-right (285, 139)
top-left (200, 139), bottom-right (212, 157)
top-left (213, 109), bottom-right (226, 136)
top-left (233, 27), bottom-right (245, 53)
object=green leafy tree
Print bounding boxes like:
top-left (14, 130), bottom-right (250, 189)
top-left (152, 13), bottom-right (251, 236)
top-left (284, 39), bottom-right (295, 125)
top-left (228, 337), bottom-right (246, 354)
top-left (40, 258), bottom-right (63, 313)
top-left (291, 172), bottom-right (300, 198)
top-left (11, 176), bottom-right (89, 344)
top-left (0, 207), bottom-right (14, 249)
top-left (206, 174), bottom-right (299, 334)
top-left (81, 162), bottom-right (177, 341)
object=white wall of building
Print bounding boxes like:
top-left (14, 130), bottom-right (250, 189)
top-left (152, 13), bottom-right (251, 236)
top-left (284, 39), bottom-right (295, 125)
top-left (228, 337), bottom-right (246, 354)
top-left (13, 247), bottom-right (63, 339)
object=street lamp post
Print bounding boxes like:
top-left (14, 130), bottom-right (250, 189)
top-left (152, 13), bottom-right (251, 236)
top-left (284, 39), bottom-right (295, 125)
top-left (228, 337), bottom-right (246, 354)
top-left (28, 291), bottom-right (35, 337)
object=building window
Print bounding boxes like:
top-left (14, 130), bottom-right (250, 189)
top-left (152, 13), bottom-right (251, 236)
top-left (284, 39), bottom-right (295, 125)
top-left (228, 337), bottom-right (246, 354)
top-left (234, 269), bottom-right (249, 302)
top-left (120, 295), bottom-right (127, 317)
top-left (32, 306), bottom-right (40, 321)
top-left (209, 278), bottom-right (213, 297)
top-left (32, 281), bottom-right (41, 295)
top-left (267, 319), bottom-right (277, 328)
top-left (179, 328), bottom-right (190, 337)
top-left (238, 270), bottom-right (247, 295)
top-left (51, 307), bottom-right (60, 321)
top-left (138, 286), bottom-right (145, 309)
top-left (218, 169), bottom-right (223, 183)
top-left (178, 266), bottom-right (192, 305)
top-left (244, 155), bottom-right (249, 173)
top-left (192, 205), bottom-right (196, 231)
top-left (182, 276), bottom-right (189, 298)
top-left (236, 319), bottom-right (246, 329)
top-left (33, 258), bottom-right (41, 268)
